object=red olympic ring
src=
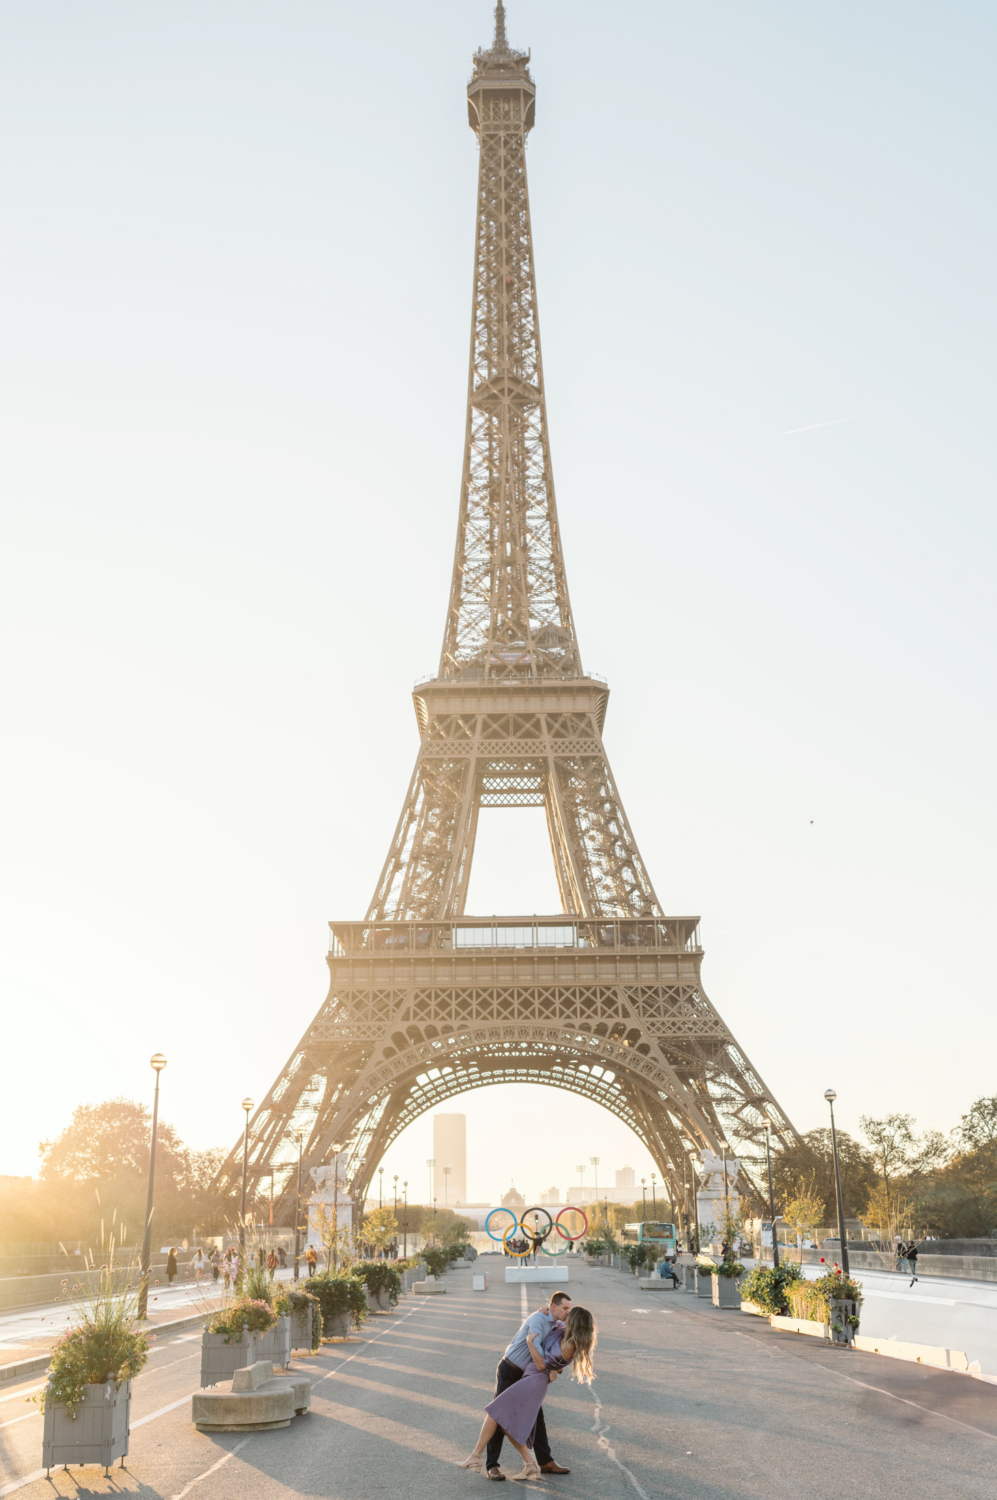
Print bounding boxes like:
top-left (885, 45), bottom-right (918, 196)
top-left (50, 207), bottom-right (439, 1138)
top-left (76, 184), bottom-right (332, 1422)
top-left (554, 1206), bottom-right (588, 1242)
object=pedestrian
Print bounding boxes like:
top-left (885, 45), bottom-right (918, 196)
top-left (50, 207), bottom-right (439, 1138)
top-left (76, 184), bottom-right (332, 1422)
top-left (189, 1248), bottom-right (206, 1282)
top-left (894, 1237), bottom-right (904, 1274)
top-left (166, 1248), bottom-right (178, 1285)
top-left (210, 1249), bottom-right (221, 1282)
top-left (460, 1302), bottom-right (596, 1480)
top-left (257, 1246), bottom-right (265, 1270)
top-left (221, 1250), bottom-right (233, 1294)
top-left (277, 1247), bottom-right (287, 1269)
top-left (267, 1249), bottom-right (279, 1277)
top-left (474, 1291), bottom-right (576, 1480)
top-left (907, 1239), bottom-right (919, 1285)
top-left (306, 1245), bottom-right (317, 1277)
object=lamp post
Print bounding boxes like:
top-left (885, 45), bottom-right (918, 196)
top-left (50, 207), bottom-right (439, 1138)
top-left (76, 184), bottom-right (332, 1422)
top-left (824, 1090), bottom-right (850, 1277)
top-left (426, 1158), bottom-right (435, 1214)
top-left (239, 1097), bottom-right (254, 1258)
top-left (393, 1175), bottom-right (399, 1215)
top-left (378, 1166), bottom-right (384, 1210)
top-left (137, 1053), bottom-right (167, 1320)
top-left (590, 1157), bottom-right (600, 1205)
top-left (293, 1130), bottom-right (305, 1280)
top-left (576, 1164), bottom-right (585, 1201)
top-left (761, 1115), bottom-right (780, 1269)
top-left (402, 1181), bottom-right (409, 1257)
top-left (443, 1166), bottom-right (452, 1208)
top-left (690, 1150), bottom-right (701, 1253)
top-left (651, 1172), bottom-right (657, 1219)
top-left (641, 1177), bottom-right (647, 1220)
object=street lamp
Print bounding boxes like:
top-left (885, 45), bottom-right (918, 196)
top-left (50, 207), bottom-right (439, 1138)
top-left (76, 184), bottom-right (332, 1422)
top-left (393, 1174), bottom-right (399, 1215)
top-left (426, 1158), bottom-right (435, 1212)
top-left (378, 1166), bottom-right (384, 1210)
top-left (651, 1172), bottom-right (657, 1219)
top-left (576, 1164), bottom-right (585, 1201)
top-left (443, 1166), bottom-right (452, 1207)
top-left (590, 1157), bottom-right (600, 1206)
top-left (761, 1115), bottom-right (780, 1269)
top-left (137, 1053), bottom-right (167, 1320)
top-left (239, 1098), bottom-right (255, 1257)
top-left (402, 1181), bottom-right (409, 1257)
top-left (641, 1177), bottom-right (647, 1220)
top-left (293, 1129), bottom-right (304, 1281)
top-left (824, 1090), bottom-right (850, 1277)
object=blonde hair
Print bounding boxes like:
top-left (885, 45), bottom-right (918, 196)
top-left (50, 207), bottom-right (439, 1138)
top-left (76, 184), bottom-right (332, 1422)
top-left (563, 1306), bottom-right (597, 1384)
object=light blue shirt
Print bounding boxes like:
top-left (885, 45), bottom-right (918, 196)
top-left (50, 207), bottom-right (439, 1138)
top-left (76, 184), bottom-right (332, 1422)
top-left (503, 1309), bottom-right (555, 1372)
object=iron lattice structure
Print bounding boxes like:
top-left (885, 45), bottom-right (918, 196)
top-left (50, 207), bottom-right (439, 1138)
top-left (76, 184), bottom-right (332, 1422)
top-left (216, 3), bottom-right (798, 1224)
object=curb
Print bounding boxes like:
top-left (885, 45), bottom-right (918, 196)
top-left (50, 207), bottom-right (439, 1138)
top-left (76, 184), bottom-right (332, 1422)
top-left (0, 1309), bottom-right (213, 1387)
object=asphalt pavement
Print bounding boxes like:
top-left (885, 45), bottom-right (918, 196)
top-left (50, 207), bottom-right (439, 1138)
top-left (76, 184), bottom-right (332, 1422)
top-left (1, 1257), bottom-right (995, 1498)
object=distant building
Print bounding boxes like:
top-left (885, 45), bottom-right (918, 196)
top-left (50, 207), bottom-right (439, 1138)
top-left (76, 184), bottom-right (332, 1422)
top-left (615, 1165), bottom-right (636, 1194)
top-left (539, 1187), bottom-right (561, 1206)
top-left (433, 1114), bottom-right (467, 1206)
top-left (501, 1184), bottom-right (526, 1209)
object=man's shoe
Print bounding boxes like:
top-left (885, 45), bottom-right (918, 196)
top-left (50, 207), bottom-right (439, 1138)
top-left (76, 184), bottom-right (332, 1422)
top-left (486, 1468), bottom-right (506, 1481)
top-left (540, 1462), bottom-right (571, 1474)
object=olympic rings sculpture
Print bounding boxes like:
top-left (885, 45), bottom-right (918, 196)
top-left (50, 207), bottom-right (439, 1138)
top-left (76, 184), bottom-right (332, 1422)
top-left (485, 1205), bottom-right (589, 1257)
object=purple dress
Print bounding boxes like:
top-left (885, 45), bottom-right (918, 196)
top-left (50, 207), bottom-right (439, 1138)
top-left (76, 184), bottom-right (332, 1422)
top-left (485, 1322), bottom-right (569, 1449)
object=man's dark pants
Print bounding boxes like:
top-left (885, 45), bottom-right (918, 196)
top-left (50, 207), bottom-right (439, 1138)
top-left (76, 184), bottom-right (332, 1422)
top-left (485, 1359), bottom-right (552, 1470)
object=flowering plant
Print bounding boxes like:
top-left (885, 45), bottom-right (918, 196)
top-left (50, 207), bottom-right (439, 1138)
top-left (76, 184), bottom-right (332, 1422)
top-left (205, 1297), bottom-right (277, 1340)
top-left (40, 1258), bottom-right (151, 1417)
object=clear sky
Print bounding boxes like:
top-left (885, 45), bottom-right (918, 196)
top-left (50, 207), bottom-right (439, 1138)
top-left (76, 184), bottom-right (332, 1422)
top-left (1, 2), bottom-right (994, 1202)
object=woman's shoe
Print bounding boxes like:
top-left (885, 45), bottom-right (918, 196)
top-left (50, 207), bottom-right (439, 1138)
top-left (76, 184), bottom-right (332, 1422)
top-left (509, 1461), bottom-right (541, 1482)
top-left (458, 1454), bottom-right (484, 1471)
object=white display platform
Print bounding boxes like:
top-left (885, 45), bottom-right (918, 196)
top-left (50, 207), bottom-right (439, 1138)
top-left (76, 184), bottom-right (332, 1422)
top-left (504, 1266), bottom-right (570, 1283)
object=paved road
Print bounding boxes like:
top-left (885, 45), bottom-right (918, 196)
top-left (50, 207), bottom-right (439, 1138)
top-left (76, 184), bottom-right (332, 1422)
top-left (1, 1258), bottom-right (995, 1498)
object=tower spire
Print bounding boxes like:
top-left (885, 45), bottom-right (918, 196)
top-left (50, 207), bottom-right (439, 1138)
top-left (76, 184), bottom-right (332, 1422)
top-left (493, 1), bottom-right (508, 51)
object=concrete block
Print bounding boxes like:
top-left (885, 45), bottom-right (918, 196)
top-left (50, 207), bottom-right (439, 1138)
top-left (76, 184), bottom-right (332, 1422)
top-left (853, 1335), bottom-right (970, 1371)
top-left (193, 1360), bottom-right (312, 1432)
top-left (504, 1266), bottom-right (569, 1283)
top-left (472, 1273), bottom-right (487, 1291)
top-left (638, 1278), bottom-right (676, 1290)
top-left (770, 1315), bottom-right (828, 1340)
top-left (414, 1276), bottom-right (447, 1295)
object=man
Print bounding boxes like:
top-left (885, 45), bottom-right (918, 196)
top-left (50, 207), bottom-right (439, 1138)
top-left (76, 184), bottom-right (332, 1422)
top-left (485, 1291), bottom-right (572, 1480)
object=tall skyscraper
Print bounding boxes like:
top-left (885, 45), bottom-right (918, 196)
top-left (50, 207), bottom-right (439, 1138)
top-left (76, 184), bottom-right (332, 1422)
top-left (433, 1113), bottom-right (467, 1205)
top-left (616, 1165), bottom-right (636, 1194)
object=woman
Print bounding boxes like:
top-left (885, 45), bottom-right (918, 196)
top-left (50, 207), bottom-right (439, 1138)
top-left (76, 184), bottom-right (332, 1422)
top-left (166, 1248), bottom-right (178, 1285)
top-left (459, 1307), bottom-right (596, 1481)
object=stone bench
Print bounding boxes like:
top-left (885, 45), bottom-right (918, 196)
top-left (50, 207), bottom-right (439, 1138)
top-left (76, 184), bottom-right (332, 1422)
top-left (414, 1274), bottom-right (446, 1295)
top-left (192, 1360), bottom-right (311, 1433)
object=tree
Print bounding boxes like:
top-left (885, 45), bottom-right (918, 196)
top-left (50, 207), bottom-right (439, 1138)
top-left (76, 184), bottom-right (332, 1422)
top-left (360, 1208), bottom-right (398, 1256)
top-left (782, 1174), bottom-right (826, 1247)
top-left (771, 1129), bottom-right (875, 1220)
top-left (860, 1113), bottom-right (918, 1192)
top-left (39, 1098), bottom-right (187, 1186)
top-left (958, 1097), bottom-right (997, 1163)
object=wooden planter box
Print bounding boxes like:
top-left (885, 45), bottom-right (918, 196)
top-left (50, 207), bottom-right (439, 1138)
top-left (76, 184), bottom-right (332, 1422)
top-left (695, 1272), bottom-right (714, 1298)
top-left (289, 1306), bottom-right (313, 1351)
top-left (682, 1266), bottom-right (697, 1292)
top-left (43, 1380), bottom-right (130, 1475)
top-left (200, 1330), bottom-right (259, 1388)
top-left (712, 1275), bottom-right (741, 1308)
top-left (258, 1315), bottom-right (291, 1368)
top-left (365, 1286), bottom-right (393, 1313)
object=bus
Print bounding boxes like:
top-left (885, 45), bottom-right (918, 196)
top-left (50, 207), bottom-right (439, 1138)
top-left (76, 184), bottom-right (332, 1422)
top-left (623, 1221), bottom-right (677, 1252)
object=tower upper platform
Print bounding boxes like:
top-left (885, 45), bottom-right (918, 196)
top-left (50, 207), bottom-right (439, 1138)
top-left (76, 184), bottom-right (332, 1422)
top-left (468, 1), bottom-right (535, 134)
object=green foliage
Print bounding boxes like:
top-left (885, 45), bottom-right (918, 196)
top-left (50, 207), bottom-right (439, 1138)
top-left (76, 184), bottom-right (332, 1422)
top-left (582, 1239), bottom-right (606, 1257)
top-left (626, 1244), bottom-right (648, 1271)
top-left (422, 1248), bottom-right (450, 1278)
top-left (309, 1273), bottom-right (369, 1330)
top-left (41, 1261), bottom-right (151, 1416)
top-left (771, 1128), bottom-right (877, 1221)
top-left (354, 1261), bottom-right (402, 1304)
top-left (787, 1269), bottom-right (863, 1324)
top-left (359, 1208), bottom-right (398, 1256)
top-left (696, 1261), bottom-right (718, 1275)
top-left (205, 1297), bottom-right (278, 1339)
top-left (739, 1262), bottom-right (804, 1315)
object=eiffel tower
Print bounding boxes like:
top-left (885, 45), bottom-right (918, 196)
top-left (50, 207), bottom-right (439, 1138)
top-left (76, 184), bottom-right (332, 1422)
top-left (217, 2), bottom-right (798, 1224)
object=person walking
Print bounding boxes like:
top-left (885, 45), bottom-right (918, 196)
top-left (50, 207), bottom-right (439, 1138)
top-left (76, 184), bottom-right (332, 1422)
top-left (267, 1249), bottom-right (279, 1277)
top-left (189, 1248), bottom-right (206, 1283)
top-left (221, 1249), bottom-right (234, 1294)
top-left (907, 1239), bottom-right (919, 1285)
top-left (479, 1291), bottom-right (575, 1480)
top-left (277, 1247), bottom-right (287, 1269)
top-left (306, 1245), bottom-right (317, 1277)
top-left (210, 1249), bottom-right (221, 1283)
top-left (166, 1248), bottom-right (178, 1285)
top-left (460, 1305), bottom-right (597, 1480)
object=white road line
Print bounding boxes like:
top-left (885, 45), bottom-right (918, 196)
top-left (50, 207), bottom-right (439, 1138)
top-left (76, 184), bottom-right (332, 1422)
top-left (589, 1388), bottom-right (650, 1500)
top-left (0, 1413), bottom-right (36, 1431)
top-left (520, 1284), bottom-right (528, 1317)
top-left (171, 1437), bottom-right (250, 1499)
top-left (0, 1385), bottom-right (46, 1407)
